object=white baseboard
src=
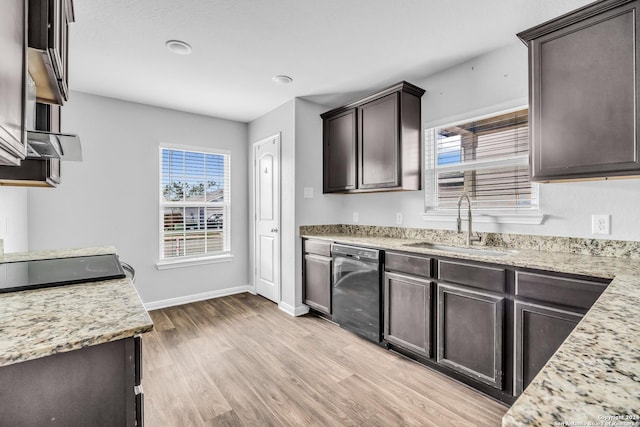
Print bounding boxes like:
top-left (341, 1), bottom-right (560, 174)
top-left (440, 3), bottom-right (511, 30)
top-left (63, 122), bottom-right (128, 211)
top-left (278, 301), bottom-right (310, 317)
top-left (144, 285), bottom-right (251, 310)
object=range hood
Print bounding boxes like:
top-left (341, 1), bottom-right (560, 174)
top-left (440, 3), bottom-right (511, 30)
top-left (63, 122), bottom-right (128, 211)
top-left (26, 130), bottom-right (82, 161)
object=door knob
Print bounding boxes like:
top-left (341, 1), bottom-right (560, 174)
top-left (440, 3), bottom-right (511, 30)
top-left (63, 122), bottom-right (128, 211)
top-left (271, 228), bottom-right (279, 233)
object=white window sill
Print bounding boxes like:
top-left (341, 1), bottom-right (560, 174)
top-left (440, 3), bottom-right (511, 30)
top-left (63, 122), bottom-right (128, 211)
top-left (156, 253), bottom-right (233, 270)
top-left (422, 211), bottom-right (545, 225)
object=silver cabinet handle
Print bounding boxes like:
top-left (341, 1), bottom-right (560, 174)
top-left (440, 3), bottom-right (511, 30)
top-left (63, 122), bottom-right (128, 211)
top-left (271, 228), bottom-right (279, 233)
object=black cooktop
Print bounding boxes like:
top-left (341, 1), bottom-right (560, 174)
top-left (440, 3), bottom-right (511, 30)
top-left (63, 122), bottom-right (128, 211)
top-left (0, 254), bottom-right (126, 293)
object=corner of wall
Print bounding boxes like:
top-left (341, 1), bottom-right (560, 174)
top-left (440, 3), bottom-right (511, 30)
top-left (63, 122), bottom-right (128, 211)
top-left (0, 187), bottom-right (29, 253)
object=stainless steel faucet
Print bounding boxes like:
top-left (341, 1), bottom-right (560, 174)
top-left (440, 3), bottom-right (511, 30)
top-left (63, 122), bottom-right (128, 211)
top-left (457, 193), bottom-right (481, 247)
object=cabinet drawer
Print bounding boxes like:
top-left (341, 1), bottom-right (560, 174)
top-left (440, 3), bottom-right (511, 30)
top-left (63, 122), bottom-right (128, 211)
top-left (385, 252), bottom-right (431, 277)
top-left (438, 260), bottom-right (506, 293)
top-left (515, 271), bottom-right (608, 310)
top-left (304, 239), bottom-right (331, 257)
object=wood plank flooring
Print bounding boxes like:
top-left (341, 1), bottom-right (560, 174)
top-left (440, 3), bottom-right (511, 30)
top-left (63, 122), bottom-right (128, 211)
top-left (142, 293), bottom-right (507, 426)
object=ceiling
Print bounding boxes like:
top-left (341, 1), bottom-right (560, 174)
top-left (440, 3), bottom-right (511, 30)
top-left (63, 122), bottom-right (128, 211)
top-left (69, 0), bottom-right (593, 123)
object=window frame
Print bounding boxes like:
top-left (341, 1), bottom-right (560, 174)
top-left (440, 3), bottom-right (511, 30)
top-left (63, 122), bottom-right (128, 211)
top-left (423, 106), bottom-right (543, 225)
top-left (156, 144), bottom-right (232, 269)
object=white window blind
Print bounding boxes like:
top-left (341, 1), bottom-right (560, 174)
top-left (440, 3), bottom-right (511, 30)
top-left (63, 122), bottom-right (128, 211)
top-left (159, 146), bottom-right (231, 260)
top-left (425, 108), bottom-right (538, 211)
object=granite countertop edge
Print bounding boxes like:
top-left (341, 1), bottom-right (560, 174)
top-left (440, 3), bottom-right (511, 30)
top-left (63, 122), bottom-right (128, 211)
top-left (301, 233), bottom-right (640, 425)
top-left (300, 233), bottom-right (639, 278)
top-left (0, 246), bottom-right (153, 368)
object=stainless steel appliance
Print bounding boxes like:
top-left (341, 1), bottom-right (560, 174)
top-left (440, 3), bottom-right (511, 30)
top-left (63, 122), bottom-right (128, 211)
top-left (0, 254), bottom-right (126, 293)
top-left (331, 243), bottom-right (383, 343)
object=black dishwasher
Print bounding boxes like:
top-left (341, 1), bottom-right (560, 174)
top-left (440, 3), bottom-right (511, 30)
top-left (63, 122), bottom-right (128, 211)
top-left (331, 243), bottom-right (383, 343)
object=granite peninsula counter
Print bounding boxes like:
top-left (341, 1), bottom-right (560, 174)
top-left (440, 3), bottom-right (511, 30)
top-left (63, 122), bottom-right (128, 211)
top-left (0, 246), bottom-right (153, 367)
top-left (300, 226), bottom-right (640, 427)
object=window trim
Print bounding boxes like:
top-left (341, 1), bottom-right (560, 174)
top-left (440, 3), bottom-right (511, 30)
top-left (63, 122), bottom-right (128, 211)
top-left (423, 105), bottom-right (542, 224)
top-left (157, 144), bottom-right (232, 266)
top-left (156, 253), bottom-right (234, 270)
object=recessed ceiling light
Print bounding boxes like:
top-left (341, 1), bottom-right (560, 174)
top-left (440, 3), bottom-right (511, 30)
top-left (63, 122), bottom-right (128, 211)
top-left (272, 75), bottom-right (293, 84)
top-left (165, 40), bottom-right (192, 55)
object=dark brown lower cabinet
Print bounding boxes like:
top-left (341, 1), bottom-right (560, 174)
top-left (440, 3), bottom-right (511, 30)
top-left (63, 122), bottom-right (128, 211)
top-left (514, 301), bottom-right (582, 394)
top-left (437, 283), bottom-right (505, 390)
top-left (303, 244), bottom-right (332, 315)
top-left (383, 271), bottom-right (432, 357)
top-left (0, 336), bottom-right (143, 426)
top-left (301, 239), bottom-right (610, 404)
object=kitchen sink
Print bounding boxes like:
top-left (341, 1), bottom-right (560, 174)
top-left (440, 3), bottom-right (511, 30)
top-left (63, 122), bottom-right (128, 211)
top-left (402, 242), bottom-right (516, 257)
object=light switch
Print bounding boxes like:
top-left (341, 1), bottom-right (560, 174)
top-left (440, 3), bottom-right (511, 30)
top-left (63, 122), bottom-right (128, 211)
top-left (353, 212), bottom-right (359, 223)
top-left (303, 187), bottom-right (314, 199)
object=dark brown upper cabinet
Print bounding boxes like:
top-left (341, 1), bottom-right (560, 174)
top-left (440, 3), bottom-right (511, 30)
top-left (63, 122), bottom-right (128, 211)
top-left (323, 109), bottom-right (356, 192)
top-left (28, 0), bottom-right (75, 105)
top-left (0, 103), bottom-right (61, 187)
top-left (518, 0), bottom-right (640, 182)
top-left (0, 0), bottom-right (28, 166)
top-left (321, 81), bottom-right (425, 193)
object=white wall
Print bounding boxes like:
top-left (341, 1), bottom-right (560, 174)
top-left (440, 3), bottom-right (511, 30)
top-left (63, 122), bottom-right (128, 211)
top-left (247, 99), bottom-right (300, 313)
top-left (27, 92), bottom-right (250, 305)
top-left (248, 98), bottom-right (343, 313)
top-left (294, 98), bottom-right (342, 306)
top-left (294, 98), bottom-right (342, 227)
top-left (309, 41), bottom-right (640, 241)
top-left (0, 187), bottom-right (29, 252)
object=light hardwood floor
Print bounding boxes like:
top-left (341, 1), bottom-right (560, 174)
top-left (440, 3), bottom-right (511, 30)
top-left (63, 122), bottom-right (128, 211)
top-left (143, 293), bottom-right (507, 426)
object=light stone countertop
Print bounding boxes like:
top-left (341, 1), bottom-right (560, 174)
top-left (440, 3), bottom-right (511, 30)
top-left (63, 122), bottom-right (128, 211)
top-left (302, 233), bottom-right (640, 278)
top-left (0, 246), bottom-right (153, 368)
top-left (301, 232), bottom-right (640, 426)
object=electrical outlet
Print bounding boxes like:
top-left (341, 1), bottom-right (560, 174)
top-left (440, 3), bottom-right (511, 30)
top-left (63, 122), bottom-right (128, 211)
top-left (591, 214), bottom-right (610, 235)
top-left (352, 212), bottom-right (359, 223)
top-left (303, 187), bottom-right (314, 199)
top-left (396, 212), bottom-right (403, 225)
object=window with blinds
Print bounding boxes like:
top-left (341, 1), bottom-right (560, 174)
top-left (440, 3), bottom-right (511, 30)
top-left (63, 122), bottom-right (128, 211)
top-left (159, 146), bottom-right (231, 260)
top-left (425, 108), bottom-right (538, 212)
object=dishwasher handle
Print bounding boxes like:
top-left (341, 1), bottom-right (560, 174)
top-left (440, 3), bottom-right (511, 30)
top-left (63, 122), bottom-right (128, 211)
top-left (331, 243), bottom-right (380, 262)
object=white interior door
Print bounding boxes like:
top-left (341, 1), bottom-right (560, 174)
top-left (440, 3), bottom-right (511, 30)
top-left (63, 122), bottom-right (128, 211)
top-left (254, 135), bottom-right (280, 303)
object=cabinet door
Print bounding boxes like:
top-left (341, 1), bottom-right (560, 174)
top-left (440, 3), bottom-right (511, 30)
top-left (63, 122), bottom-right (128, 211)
top-left (384, 271), bottom-right (431, 357)
top-left (526, 0), bottom-right (640, 181)
top-left (54, 0), bottom-right (72, 101)
top-left (0, 0), bottom-right (27, 166)
top-left (27, 0), bottom-right (71, 104)
top-left (303, 254), bottom-right (332, 314)
top-left (437, 283), bottom-right (504, 389)
top-left (359, 93), bottom-right (400, 189)
top-left (0, 338), bottom-right (137, 426)
top-left (323, 109), bottom-right (356, 193)
top-left (514, 301), bottom-right (581, 395)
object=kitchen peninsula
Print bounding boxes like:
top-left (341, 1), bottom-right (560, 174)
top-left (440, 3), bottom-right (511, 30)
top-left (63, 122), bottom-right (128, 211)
top-left (0, 246), bottom-right (152, 426)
